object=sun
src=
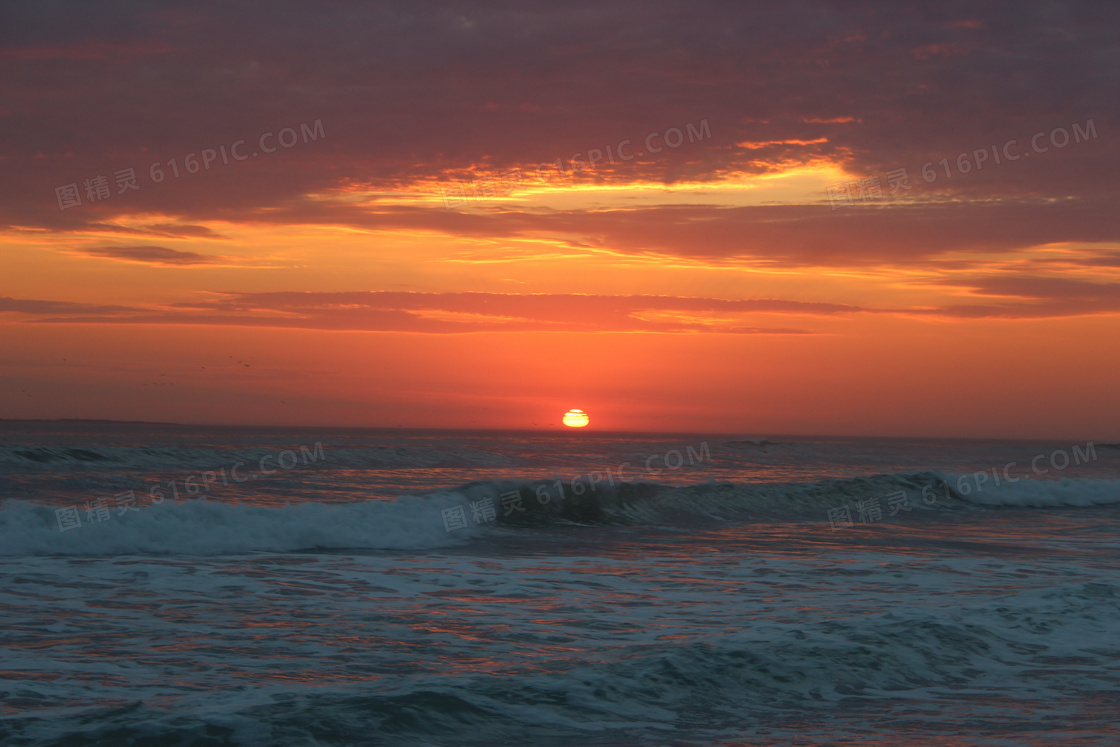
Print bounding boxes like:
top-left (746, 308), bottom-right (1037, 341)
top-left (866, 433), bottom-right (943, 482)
top-left (562, 409), bottom-right (590, 428)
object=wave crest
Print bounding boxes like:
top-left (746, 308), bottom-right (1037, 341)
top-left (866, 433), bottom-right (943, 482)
top-left (3, 471), bottom-right (1118, 557)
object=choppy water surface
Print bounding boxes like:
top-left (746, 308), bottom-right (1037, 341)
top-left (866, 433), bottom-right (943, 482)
top-left (1, 423), bottom-right (1118, 745)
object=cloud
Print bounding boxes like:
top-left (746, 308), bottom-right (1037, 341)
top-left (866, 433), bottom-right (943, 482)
top-left (7, 276), bottom-right (1120, 329)
top-left (923, 275), bottom-right (1120, 317)
top-left (0, 41), bottom-right (178, 61)
top-left (0, 0), bottom-right (1115, 236)
top-left (5, 291), bottom-right (855, 333)
top-left (100, 197), bottom-right (1114, 269)
top-left (74, 244), bottom-right (219, 265)
top-left (0, 296), bottom-right (133, 314)
top-left (951, 276), bottom-right (1120, 300)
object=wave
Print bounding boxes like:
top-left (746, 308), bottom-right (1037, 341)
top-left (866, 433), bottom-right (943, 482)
top-left (469, 470), bottom-right (1120, 525)
top-left (4, 579), bottom-right (1118, 744)
top-left (0, 493), bottom-right (474, 556)
top-left (3, 471), bottom-right (1119, 557)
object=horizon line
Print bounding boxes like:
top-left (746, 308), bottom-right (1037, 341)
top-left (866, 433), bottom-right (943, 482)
top-left (0, 418), bottom-right (1111, 443)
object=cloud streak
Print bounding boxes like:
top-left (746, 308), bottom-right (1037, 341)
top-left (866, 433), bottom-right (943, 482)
top-left (7, 282), bottom-right (1120, 331)
top-left (74, 244), bottom-right (219, 265)
top-left (5, 291), bottom-right (852, 333)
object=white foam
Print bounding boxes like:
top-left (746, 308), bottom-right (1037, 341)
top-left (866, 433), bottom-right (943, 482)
top-left (952, 477), bottom-right (1120, 508)
top-left (0, 493), bottom-right (477, 556)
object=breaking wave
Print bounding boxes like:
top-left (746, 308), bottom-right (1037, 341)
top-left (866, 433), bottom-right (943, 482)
top-left (2, 471), bottom-right (1119, 557)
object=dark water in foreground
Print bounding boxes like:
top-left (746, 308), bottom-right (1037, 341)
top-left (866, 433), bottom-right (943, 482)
top-left (1, 423), bottom-right (1118, 745)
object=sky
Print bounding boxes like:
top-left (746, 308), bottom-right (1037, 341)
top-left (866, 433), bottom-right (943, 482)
top-left (1, 0), bottom-right (1118, 437)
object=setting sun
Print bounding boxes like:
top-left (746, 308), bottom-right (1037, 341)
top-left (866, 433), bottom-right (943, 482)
top-left (562, 409), bottom-right (590, 428)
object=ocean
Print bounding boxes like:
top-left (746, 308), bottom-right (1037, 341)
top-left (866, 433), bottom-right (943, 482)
top-left (1, 421), bottom-right (1118, 745)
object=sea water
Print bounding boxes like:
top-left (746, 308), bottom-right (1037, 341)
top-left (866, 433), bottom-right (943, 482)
top-left (1, 422), bottom-right (1118, 745)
